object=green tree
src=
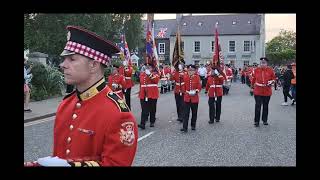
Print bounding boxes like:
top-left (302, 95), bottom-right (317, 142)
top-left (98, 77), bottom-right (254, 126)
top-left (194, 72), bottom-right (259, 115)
top-left (266, 30), bottom-right (296, 65)
top-left (24, 13), bottom-right (144, 66)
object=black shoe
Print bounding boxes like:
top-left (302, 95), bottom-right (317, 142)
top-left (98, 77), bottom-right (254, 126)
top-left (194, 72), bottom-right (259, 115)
top-left (24, 109), bottom-right (32, 112)
top-left (177, 118), bottom-right (183, 122)
top-left (180, 128), bottom-right (187, 132)
top-left (254, 123), bottom-right (259, 127)
top-left (191, 127), bottom-right (196, 130)
top-left (208, 120), bottom-right (214, 124)
top-left (263, 122), bottom-right (268, 125)
top-left (138, 124), bottom-right (145, 129)
top-left (215, 119), bottom-right (220, 122)
top-left (150, 123), bottom-right (154, 127)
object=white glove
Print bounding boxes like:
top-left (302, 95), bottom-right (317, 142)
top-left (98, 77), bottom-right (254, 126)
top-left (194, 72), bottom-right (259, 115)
top-left (123, 61), bottom-right (128, 66)
top-left (37, 156), bottom-right (71, 167)
top-left (145, 69), bottom-right (151, 75)
top-left (267, 80), bottom-right (274, 86)
top-left (188, 90), bottom-right (196, 96)
top-left (214, 69), bottom-right (219, 76)
top-left (178, 64), bottom-right (183, 71)
top-left (112, 83), bottom-right (118, 89)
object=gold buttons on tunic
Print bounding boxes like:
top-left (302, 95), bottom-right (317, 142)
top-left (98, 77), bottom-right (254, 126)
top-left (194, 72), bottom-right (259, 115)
top-left (67, 137), bottom-right (71, 143)
top-left (72, 114), bottom-right (77, 120)
top-left (66, 149), bottom-right (70, 155)
top-left (69, 125), bottom-right (74, 130)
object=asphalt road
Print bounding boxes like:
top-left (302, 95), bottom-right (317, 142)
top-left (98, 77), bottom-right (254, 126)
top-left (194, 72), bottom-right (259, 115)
top-left (24, 81), bottom-right (296, 166)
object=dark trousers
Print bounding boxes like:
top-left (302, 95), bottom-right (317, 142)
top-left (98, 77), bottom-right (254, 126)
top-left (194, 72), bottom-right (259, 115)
top-left (123, 88), bottom-right (131, 110)
top-left (283, 86), bottom-right (293, 102)
top-left (140, 98), bottom-right (157, 125)
top-left (241, 75), bottom-right (245, 84)
top-left (208, 96), bottom-right (222, 121)
top-left (200, 76), bottom-right (206, 88)
top-left (160, 85), bottom-right (168, 93)
top-left (291, 85), bottom-right (296, 102)
top-left (254, 95), bottom-right (271, 123)
top-left (246, 77), bottom-right (250, 87)
top-left (183, 101), bottom-right (198, 129)
top-left (174, 93), bottom-right (185, 120)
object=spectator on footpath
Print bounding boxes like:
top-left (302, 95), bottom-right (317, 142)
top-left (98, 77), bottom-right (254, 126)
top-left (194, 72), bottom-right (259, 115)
top-left (198, 64), bottom-right (207, 88)
top-left (274, 66), bottom-right (281, 90)
top-left (24, 58), bottom-right (33, 112)
top-left (290, 62), bottom-right (296, 105)
top-left (281, 64), bottom-right (295, 106)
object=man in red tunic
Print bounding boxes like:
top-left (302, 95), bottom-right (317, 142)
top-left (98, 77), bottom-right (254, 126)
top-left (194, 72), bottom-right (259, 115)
top-left (108, 65), bottom-right (126, 99)
top-left (181, 65), bottom-right (201, 132)
top-left (206, 66), bottom-right (225, 124)
top-left (119, 60), bottom-right (134, 110)
top-left (24, 26), bottom-right (138, 167)
top-left (138, 63), bottom-right (160, 129)
top-left (251, 57), bottom-right (276, 127)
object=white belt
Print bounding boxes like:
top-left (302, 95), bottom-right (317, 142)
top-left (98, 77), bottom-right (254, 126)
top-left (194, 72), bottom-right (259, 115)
top-left (255, 83), bottom-right (267, 87)
top-left (175, 82), bottom-right (185, 86)
top-left (114, 90), bottom-right (122, 94)
top-left (209, 85), bottom-right (223, 88)
top-left (160, 78), bottom-right (167, 80)
top-left (141, 84), bottom-right (158, 87)
top-left (186, 89), bottom-right (199, 93)
top-left (125, 77), bottom-right (131, 79)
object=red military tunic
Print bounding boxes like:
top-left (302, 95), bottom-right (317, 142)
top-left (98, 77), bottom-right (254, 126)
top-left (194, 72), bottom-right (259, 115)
top-left (170, 70), bottom-right (187, 94)
top-left (183, 73), bottom-right (201, 103)
top-left (119, 65), bottom-right (134, 89)
top-left (251, 66), bottom-right (276, 96)
top-left (160, 69), bottom-right (168, 81)
top-left (225, 67), bottom-right (233, 81)
top-left (53, 78), bottom-right (138, 166)
top-left (139, 71), bottom-right (160, 100)
top-left (205, 74), bottom-right (225, 97)
top-left (108, 73), bottom-right (126, 99)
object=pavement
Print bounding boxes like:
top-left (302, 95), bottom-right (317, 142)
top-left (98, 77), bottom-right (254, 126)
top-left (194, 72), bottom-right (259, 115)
top-left (24, 84), bottom-right (140, 122)
top-left (24, 81), bottom-right (296, 166)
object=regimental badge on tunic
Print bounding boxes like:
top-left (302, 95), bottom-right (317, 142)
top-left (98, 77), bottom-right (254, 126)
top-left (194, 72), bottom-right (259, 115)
top-left (119, 122), bottom-right (135, 146)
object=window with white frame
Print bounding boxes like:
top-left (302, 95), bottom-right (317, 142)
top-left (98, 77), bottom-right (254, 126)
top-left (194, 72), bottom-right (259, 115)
top-left (244, 41), bottom-right (250, 52)
top-left (244, 61), bottom-right (250, 66)
top-left (211, 41), bottom-right (215, 52)
top-left (194, 41), bottom-right (200, 53)
top-left (158, 43), bottom-right (165, 54)
top-left (229, 41), bottom-right (235, 52)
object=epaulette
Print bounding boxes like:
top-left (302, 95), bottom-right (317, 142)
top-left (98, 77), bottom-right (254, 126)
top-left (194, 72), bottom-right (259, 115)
top-left (63, 91), bottom-right (76, 100)
top-left (106, 92), bottom-right (130, 112)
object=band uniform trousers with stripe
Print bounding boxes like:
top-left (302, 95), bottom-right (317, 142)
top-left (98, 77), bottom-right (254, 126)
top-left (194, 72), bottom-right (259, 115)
top-left (140, 98), bottom-right (157, 125)
top-left (175, 93), bottom-right (185, 120)
top-left (208, 96), bottom-right (222, 121)
top-left (183, 101), bottom-right (198, 129)
top-left (123, 88), bottom-right (131, 109)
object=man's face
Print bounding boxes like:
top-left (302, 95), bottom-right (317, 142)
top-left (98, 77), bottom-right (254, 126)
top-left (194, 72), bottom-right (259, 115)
top-left (260, 60), bottom-right (268, 67)
top-left (60, 54), bottom-right (92, 85)
top-left (188, 68), bottom-right (195, 76)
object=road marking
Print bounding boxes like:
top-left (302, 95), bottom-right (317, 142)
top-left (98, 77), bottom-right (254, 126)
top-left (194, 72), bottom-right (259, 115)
top-left (138, 131), bottom-right (154, 142)
top-left (24, 116), bottom-right (55, 127)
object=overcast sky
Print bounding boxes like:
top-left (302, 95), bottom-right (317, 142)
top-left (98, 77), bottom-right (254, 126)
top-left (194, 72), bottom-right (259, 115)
top-left (142, 14), bottom-right (296, 43)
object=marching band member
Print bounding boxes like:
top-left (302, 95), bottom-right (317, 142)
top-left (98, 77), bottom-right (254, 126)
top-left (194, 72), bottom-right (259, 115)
top-left (181, 65), bottom-right (201, 132)
top-left (251, 57), bottom-right (276, 127)
top-left (138, 62), bottom-right (160, 129)
top-left (108, 64), bottom-right (126, 99)
top-left (170, 62), bottom-right (187, 122)
top-left (119, 60), bottom-right (134, 110)
top-left (206, 66), bottom-right (225, 124)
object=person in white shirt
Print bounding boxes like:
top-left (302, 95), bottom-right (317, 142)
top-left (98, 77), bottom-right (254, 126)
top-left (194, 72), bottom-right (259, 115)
top-left (197, 64), bottom-right (207, 88)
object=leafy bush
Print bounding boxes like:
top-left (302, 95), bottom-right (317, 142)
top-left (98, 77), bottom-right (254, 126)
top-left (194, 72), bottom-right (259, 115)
top-left (28, 60), bottom-right (64, 101)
